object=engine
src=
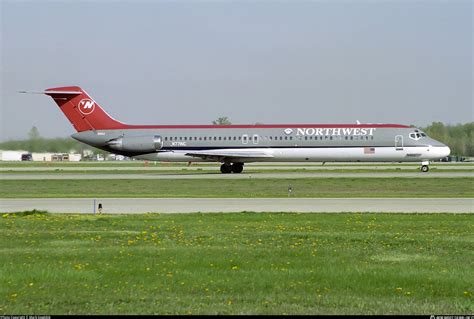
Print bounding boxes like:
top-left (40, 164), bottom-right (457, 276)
top-left (107, 135), bottom-right (163, 153)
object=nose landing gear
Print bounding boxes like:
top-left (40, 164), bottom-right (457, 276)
top-left (420, 161), bottom-right (430, 173)
top-left (220, 163), bottom-right (244, 174)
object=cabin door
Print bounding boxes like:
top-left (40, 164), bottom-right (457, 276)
top-left (395, 135), bottom-right (404, 150)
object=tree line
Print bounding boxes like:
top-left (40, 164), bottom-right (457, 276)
top-left (421, 122), bottom-right (473, 157)
top-left (1, 122), bottom-right (473, 156)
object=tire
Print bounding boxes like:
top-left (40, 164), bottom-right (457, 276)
top-left (232, 163), bottom-right (244, 173)
top-left (421, 165), bottom-right (429, 173)
top-left (220, 164), bottom-right (232, 174)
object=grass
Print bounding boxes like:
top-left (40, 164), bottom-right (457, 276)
top-left (0, 178), bottom-right (472, 198)
top-left (0, 211), bottom-right (472, 314)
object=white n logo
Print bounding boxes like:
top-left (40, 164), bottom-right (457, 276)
top-left (83, 100), bottom-right (94, 109)
top-left (78, 98), bottom-right (95, 115)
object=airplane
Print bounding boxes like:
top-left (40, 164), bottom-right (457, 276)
top-left (20, 86), bottom-right (450, 173)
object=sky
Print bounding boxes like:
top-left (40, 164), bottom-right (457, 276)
top-left (0, 0), bottom-right (472, 141)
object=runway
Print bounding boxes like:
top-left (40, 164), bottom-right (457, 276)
top-left (1, 171), bottom-right (472, 180)
top-left (1, 198), bottom-right (472, 214)
top-left (1, 164), bottom-right (472, 171)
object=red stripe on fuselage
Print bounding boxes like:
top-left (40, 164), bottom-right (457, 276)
top-left (108, 124), bottom-right (410, 130)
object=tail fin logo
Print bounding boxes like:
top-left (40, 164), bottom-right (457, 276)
top-left (78, 99), bottom-right (95, 115)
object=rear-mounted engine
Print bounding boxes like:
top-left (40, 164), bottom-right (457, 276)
top-left (107, 135), bottom-right (162, 153)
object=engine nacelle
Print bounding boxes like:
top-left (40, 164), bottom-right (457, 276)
top-left (107, 135), bottom-right (163, 153)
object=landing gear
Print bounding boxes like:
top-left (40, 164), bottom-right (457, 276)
top-left (220, 163), bottom-right (232, 174)
top-left (420, 161), bottom-right (430, 173)
top-left (220, 163), bottom-right (244, 174)
top-left (231, 163), bottom-right (244, 173)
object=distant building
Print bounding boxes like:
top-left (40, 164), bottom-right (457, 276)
top-left (69, 154), bottom-right (82, 162)
top-left (0, 150), bottom-right (28, 161)
top-left (0, 151), bottom-right (82, 162)
top-left (50, 153), bottom-right (82, 162)
top-left (32, 153), bottom-right (53, 161)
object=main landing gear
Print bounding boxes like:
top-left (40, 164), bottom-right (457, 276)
top-left (220, 163), bottom-right (244, 174)
top-left (420, 161), bottom-right (430, 173)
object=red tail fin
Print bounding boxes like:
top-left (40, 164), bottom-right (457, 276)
top-left (44, 86), bottom-right (126, 132)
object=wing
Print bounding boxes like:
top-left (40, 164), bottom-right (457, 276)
top-left (185, 149), bottom-right (274, 162)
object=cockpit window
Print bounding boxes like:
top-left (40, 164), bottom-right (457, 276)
top-left (409, 131), bottom-right (426, 140)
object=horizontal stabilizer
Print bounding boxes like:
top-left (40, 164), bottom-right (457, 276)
top-left (19, 90), bottom-right (82, 95)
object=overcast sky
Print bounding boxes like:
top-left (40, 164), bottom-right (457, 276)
top-left (1, 0), bottom-right (472, 141)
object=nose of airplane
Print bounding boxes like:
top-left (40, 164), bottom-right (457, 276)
top-left (441, 146), bottom-right (451, 158)
top-left (432, 145), bottom-right (451, 158)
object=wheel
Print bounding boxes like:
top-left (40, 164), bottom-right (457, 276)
top-left (231, 163), bottom-right (244, 173)
top-left (421, 165), bottom-right (429, 172)
top-left (220, 164), bottom-right (232, 174)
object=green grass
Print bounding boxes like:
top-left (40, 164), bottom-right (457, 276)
top-left (0, 212), bottom-right (472, 314)
top-left (0, 178), bottom-right (472, 198)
